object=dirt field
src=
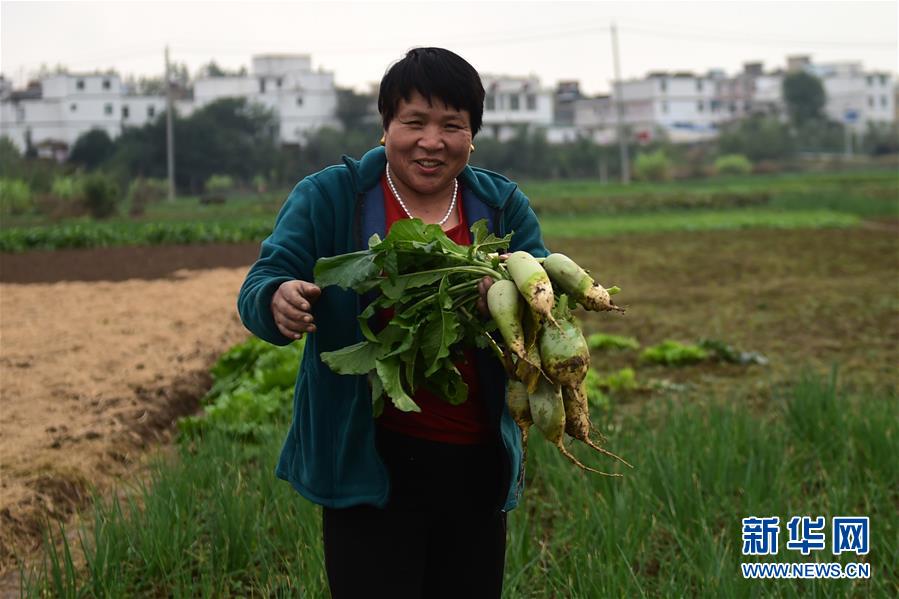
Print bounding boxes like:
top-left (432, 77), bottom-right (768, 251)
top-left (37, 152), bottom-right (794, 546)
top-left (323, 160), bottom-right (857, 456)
top-left (0, 244), bottom-right (261, 575)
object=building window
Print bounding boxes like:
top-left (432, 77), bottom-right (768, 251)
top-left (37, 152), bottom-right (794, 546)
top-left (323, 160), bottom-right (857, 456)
top-left (296, 96), bottom-right (303, 106)
top-left (879, 74), bottom-right (887, 85)
top-left (868, 97), bottom-right (874, 108)
top-left (661, 101), bottom-right (668, 114)
top-left (526, 94), bottom-right (536, 110)
top-left (696, 79), bottom-right (703, 92)
top-left (697, 100), bottom-right (704, 112)
top-left (76, 79), bottom-right (85, 90)
top-left (260, 79), bottom-right (266, 93)
top-left (70, 103), bottom-right (77, 112)
top-left (882, 95), bottom-right (888, 107)
top-left (659, 79), bottom-right (667, 92)
top-left (276, 77), bottom-right (283, 88)
top-left (485, 94), bottom-right (495, 111)
top-left (122, 105), bottom-right (130, 119)
top-left (729, 102), bottom-right (737, 113)
top-left (510, 94), bottom-right (520, 110)
top-left (148, 105), bottom-right (155, 117)
top-left (102, 79), bottom-right (111, 90)
top-left (104, 103), bottom-right (113, 115)
top-left (16, 105), bottom-right (25, 121)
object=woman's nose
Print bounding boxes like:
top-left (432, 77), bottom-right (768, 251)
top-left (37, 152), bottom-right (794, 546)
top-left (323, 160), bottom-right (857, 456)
top-left (417, 126), bottom-right (445, 150)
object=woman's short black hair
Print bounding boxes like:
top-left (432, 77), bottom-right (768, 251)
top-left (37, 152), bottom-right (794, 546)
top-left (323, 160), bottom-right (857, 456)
top-left (378, 47), bottom-right (485, 136)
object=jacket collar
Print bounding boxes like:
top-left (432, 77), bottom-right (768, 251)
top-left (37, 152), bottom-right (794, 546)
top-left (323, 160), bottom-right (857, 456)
top-left (342, 146), bottom-right (518, 210)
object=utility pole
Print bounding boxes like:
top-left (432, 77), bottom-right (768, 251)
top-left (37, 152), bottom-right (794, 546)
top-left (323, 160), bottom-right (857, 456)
top-left (165, 46), bottom-right (176, 201)
top-left (611, 22), bottom-right (630, 184)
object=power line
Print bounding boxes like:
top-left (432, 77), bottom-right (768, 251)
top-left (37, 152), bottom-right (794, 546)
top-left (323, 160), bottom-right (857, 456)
top-left (620, 22), bottom-right (896, 50)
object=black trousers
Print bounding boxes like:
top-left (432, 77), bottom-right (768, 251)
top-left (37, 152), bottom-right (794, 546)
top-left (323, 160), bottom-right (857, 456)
top-left (322, 427), bottom-right (508, 599)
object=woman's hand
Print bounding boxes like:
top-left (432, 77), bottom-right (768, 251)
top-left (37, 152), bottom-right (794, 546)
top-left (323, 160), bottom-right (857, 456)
top-left (271, 280), bottom-right (322, 340)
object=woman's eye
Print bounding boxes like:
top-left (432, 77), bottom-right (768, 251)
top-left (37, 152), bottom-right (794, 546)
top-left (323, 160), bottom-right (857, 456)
top-left (446, 123), bottom-right (461, 130)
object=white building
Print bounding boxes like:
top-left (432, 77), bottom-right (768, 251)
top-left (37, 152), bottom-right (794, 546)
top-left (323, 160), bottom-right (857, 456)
top-left (0, 53), bottom-right (340, 157)
top-left (480, 75), bottom-right (553, 141)
top-left (193, 54), bottom-right (339, 144)
top-left (614, 72), bottom-right (726, 143)
top-left (571, 95), bottom-right (616, 144)
top-left (806, 61), bottom-right (895, 132)
top-left (0, 73), bottom-right (130, 154)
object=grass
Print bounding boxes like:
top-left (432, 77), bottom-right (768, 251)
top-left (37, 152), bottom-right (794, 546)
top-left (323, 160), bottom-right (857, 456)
top-left (538, 209), bottom-right (860, 238)
top-left (2, 169), bottom-right (896, 251)
top-left (20, 372), bottom-right (898, 597)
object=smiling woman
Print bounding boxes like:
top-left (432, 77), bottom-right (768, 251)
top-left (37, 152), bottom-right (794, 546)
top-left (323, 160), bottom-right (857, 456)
top-left (237, 47), bottom-right (548, 599)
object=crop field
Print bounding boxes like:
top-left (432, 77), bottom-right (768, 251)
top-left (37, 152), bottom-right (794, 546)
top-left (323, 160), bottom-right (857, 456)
top-left (3, 167), bottom-right (897, 597)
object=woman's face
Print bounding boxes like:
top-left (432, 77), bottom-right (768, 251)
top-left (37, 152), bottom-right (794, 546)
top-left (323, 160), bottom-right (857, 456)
top-left (384, 90), bottom-right (473, 202)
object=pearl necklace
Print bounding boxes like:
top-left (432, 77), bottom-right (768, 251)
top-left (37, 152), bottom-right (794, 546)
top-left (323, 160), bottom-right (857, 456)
top-left (385, 163), bottom-right (458, 226)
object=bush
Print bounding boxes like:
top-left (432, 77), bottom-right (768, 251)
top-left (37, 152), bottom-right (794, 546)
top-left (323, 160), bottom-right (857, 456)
top-left (127, 177), bottom-right (168, 216)
top-left (714, 154), bottom-right (753, 176)
top-left (204, 174), bottom-right (234, 194)
top-left (81, 172), bottom-right (120, 219)
top-left (50, 176), bottom-right (83, 201)
top-left (634, 150), bottom-right (671, 182)
top-left (0, 178), bottom-right (33, 216)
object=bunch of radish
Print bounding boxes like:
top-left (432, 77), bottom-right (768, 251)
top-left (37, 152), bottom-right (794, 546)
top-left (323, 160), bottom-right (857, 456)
top-left (489, 252), bottom-right (631, 475)
top-left (314, 219), bottom-right (629, 473)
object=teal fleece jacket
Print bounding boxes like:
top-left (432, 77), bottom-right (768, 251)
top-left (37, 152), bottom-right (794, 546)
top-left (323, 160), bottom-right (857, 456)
top-left (237, 146), bottom-right (548, 512)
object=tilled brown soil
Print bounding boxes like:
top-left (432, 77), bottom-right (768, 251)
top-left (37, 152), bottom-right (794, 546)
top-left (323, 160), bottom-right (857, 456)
top-left (0, 244), bottom-right (261, 577)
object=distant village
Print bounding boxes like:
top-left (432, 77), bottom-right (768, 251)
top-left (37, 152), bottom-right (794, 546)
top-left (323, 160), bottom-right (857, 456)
top-left (1, 53), bottom-right (895, 161)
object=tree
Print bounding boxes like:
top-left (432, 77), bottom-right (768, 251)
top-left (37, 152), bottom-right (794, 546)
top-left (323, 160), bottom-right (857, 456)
top-left (718, 115), bottom-right (795, 161)
top-left (336, 87), bottom-right (377, 132)
top-left (124, 62), bottom-right (191, 95)
top-left (782, 71), bottom-right (826, 128)
top-left (197, 61), bottom-right (248, 78)
top-left (68, 129), bottom-right (115, 170)
top-left (0, 136), bottom-right (23, 178)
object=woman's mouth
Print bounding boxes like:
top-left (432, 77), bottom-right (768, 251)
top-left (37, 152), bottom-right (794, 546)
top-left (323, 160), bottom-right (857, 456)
top-left (414, 159), bottom-right (443, 173)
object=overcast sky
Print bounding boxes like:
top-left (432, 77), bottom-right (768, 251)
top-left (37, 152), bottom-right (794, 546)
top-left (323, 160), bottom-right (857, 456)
top-left (2, 0), bottom-right (896, 95)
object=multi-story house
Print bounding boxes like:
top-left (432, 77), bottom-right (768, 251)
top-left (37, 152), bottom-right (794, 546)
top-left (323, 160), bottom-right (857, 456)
top-left (571, 95), bottom-right (616, 144)
top-left (1, 73), bottom-right (127, 157)
top-left (193, 54), bottom-right (339, 144)
top-left (806, 61), bottom-right (895, 132)
top-left (614, 71), bottom-right (725, 143)
top-left (716, 62), bottom-right (784, 121)
top-left (480, 75), bottom-right (553, 141)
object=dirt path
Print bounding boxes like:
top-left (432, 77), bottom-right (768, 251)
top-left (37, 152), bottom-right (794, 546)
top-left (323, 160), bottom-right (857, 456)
top-left (0, 251), bottom-right (257, 576)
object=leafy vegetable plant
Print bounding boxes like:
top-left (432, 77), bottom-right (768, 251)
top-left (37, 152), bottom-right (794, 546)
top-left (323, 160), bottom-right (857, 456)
top-left (314, 218), bottom-right (629, 474)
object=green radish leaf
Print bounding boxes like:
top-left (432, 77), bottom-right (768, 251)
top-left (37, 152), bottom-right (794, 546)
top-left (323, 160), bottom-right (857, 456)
top-left (320, 341), bottom-right (380, 375)
top-left (376, 358), bottom-right (419, 412)
top-left (369, 372), bottom-right (385, 417)
top-left (426, 364), bottom-right (468, 405)
top-left (314, 250), bottom-right (379, 290)
top-left (422, 309), bottom-right (460, 377)
top-left (437, 274), bottom-right (453, 310)
top-left (470, 219), bottom-right (491, 245)
top-left (357, 303), bottom-right (379, 343)
top-left (381, 270), bottom-right (446, 300)
top-left (378, 323), bottom-right (416, 360)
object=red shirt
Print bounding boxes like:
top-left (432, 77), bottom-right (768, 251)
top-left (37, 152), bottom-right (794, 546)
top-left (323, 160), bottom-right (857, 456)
top-left (375, 175), bottom-right (491, 444)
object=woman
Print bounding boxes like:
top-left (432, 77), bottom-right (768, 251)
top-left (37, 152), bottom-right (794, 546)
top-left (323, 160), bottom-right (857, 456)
top-left (238, 47), bottom-right (548, 598)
